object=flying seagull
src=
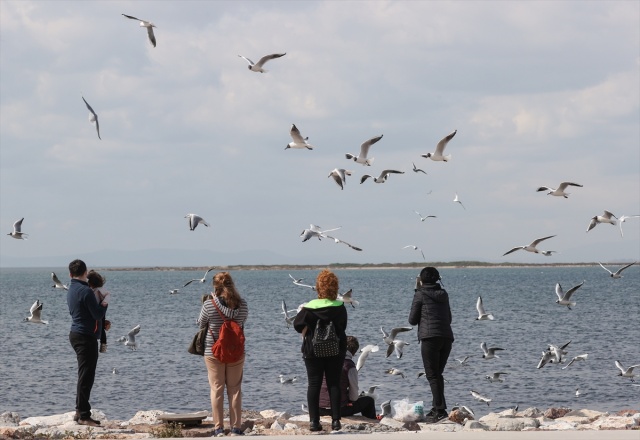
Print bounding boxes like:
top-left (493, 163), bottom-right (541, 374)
top-left (185, 213), bottom-right (210, 231)
top-left (480, 342), bottom-right (504, 359)
top-left (454, 356), bottom-right (471, 366)
top-left (359, 385), bottom-right (381, 400)
top-left (122, 14), bottom-right (157, 47)
top-left (281, 300), bottom-right (297, 328)
top-left (328, 168), bottom-right (352, 190)
top-left (586, 210), bottom-right (617, 232)
top-left (615, 360), bottom-right (640, 381)
top-left (598, 262), bottom-right (636, 279)
top-left (300, 224), bottom-right (341, 242)
top-left (119, 324), bottom-right (141, 350)
top-left (323, 234), bottom-right (363, 251)
top-left (421, 129), bottom-right (456, 162)
top-left (403, 245), bottom-right (425, 261)
top-left (381, 326), bottom-right (413, 346)
top-left (81, 96), bottom-right (101, 140)
top-left (345, 134), bottom-right (383, 166)
top-left (183, 267), bottom-right (215, 287)
top-left (414, 211), bottom-right (436, 222)
top-left (24, 300), bottom-right (48, 324)
top-left (618, 215), bottom-right (640, 237)
top-left (360, 169), bottom-right (404, 184)
top-left (386, 339), bottom-right (410, 359)
top-left (485, 372), bottom-right (508, 383)
top-left (238, 53), bottom-right (286, 73)
top-left (288, 274), bottom-right (316, 290)
top-left (536, 182), bottom-right (583, 198)
top-left (51, 272), bottom-right (68, 290)
top-left (7, 218), bottom-right (28, 240)
top-left (502, 235), bottom-right (556, 256)
top-left (555, 281), bottom-right (585, 310)
top-left (412, 162), bottom-right (427, 174)
top-left (383, 368), bottom-right (405, 379)
top-left (470, 390), bottom-right (491, 406)
top-left (338, 289), bottom-right (359, 308)
top-left (453, 192), bottom-right (466, 210)
top-left (285, 124), bottom-right (314, 150)
top-left (356, 345), bottom-right (379, 371)
top-left (562, 354), bottom-right (589, 370)
top-left (475, 296), bottom-right (494, 320)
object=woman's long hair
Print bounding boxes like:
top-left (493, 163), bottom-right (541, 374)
top-left (213, 272), bottom-right (241, 309)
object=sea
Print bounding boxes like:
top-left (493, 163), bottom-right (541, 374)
top-left (1, 266), bottom-right (639, 421)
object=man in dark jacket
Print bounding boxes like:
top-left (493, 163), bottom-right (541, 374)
top-left (67, 259), bottom-right (106, 427)
top-left (408, 267), bottom-right (454, 423)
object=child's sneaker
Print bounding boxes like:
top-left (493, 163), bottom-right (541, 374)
top-left (213, 428), bottom-right (225, 437)
top-left (100, 343), bottom-right (107, 353)
top-left (230, 427), bottom-right (244, 436)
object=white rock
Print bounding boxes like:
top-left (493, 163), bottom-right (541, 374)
top-left (378, 417), bottom-right (406, 429)
top-left (270, 420), bottom-right (284, 430)
top-left (284, 423), bottom-right (298, 430)
top-left (260, 410), bottom-right (286, 419)
top-left (288, 414), bottom-right (310, 422)
top-left (519, 407), bottom-right (543, 418)
top-left (463, 420), bottom-right (489, 431)
top-left (21, 410), bottom-right (106, 427)
top-left (478, 414), bottom-right (540, 431)
top-left (0, 412), bottom-right (20, 426)
top-left (537, 420), bottom-right (576, 431)
top-left (125, 410), bottom-right (165, 425)
top-left (588, 415), bottom-right (639, 430)
top-left (418, 421), bottom-right (463, 432)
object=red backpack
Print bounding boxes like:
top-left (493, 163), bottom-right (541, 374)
top-left (211, 299), bottom-right (245, 363)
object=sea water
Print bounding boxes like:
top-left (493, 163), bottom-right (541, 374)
top-left (1, 266), bottom-right (638, 420)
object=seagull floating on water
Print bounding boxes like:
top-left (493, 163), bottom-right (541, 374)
top-left (279, 374), bottom-right (297, 384)
top-left (536, 182), bottom-right (583, 198)
top-left (618, 215), bottom-right (640, 237)
top-left (383, 368), bottom-right (405, 379)
top-left (345, 134), bottom-right (383, 166)
top-left (285, 124), bottom-right (314, 150)
top-left (328, 168), bottom-right (352, 190)
top-left (183, 267), bottom-right (215, 287)
top-left (356, 345), bottom-right (379, 371)
top-left (555, 281), bottom-right (585, 310)
top-left (169, 289), bottom-right (179, 294)
top-left (185, 213), bottom-right (210, 231)
top-left (81, 96), bottom-right (101, 140)
top-left (502, 235), bottom-right (555, 256)
top-left (360, 169), bottom-right (404, 184)
top-left (598, 262), bottom-right (636, 279)
top-left (238, 53), bottom-right (286, 73)
top-left (51, 272), bottom-right (68, 290)
top-left (421, 129), bottom-right (456, 162)
top-left (475, 296), bottom-right (494, 320)
top-left (480, 342), bottom-right (504, 359)
top-left (24, 300), bottom-right (48, 324)
top-left (586, 210), bottom-right (617, 232)
top-left (122, 14), bottom-right (157, 47)
top-left (8, 218), bottom-right (28, 240)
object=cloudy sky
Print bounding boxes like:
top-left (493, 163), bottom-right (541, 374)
top-left (1, 0), bottom-right (638, 267)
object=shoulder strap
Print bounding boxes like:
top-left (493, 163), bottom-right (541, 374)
top-left (211, 298), bottom-right (229, 321)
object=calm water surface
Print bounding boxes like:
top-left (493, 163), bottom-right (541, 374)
top-left (1, 266), bottom-right (638, 420)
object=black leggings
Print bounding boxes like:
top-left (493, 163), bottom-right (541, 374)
top-left (304, 356), bottom-right (344, 422)
top-left (420, 337), bottom-right (453, 411)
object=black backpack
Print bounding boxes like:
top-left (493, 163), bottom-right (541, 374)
top-left (312, 320), bottom-right (339, 357)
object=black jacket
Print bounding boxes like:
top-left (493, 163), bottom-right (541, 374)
top-left (293, 298), bottom-right (348, 358)
top-left (408, 283), bottom-right (454, 341)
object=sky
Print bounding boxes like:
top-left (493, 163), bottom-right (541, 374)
top-left (1, 0), bottom-right (639, 267)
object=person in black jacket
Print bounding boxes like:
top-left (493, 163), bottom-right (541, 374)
top-left (294, 269), bottom-right (348, 432)
top-left (408, 266), bottom-right (454, 423)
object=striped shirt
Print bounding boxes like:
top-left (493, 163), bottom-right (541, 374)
top-left (197, 295), bottom-right (249, 358)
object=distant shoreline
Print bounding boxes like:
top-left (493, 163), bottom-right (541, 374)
top-left (90, 261), bottom-right (618, 272)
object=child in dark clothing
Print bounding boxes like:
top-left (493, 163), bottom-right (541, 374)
top-left (87, 270), bottom-right (111, 353)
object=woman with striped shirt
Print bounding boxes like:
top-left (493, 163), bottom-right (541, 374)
top-left (197, 272), bottom-right (249, 437)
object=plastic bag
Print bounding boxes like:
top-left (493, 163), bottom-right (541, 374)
top-left (391, 398), bottom-right (425, 422)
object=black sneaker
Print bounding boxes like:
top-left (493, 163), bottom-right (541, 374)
top-left (78, 417), bottom-right (101, 427)
top-left (331, 419), bottom-right (341, 431)
top-left (309, 421), bottom-right (322, 432)
top-left (425, 411), bottom-right (448, 424)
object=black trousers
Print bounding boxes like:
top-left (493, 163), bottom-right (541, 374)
top-left (69, 332), bottom-right (99, 419)
top-left (304, 356), bottom-right (344, 422)
top-left (320, 396), bottom-right (377, 419)
top-left (420, 337), bottom-right (453, 411)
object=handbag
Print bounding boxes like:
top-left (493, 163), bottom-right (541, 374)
top-left (188, 326), bottom-right (208, 356)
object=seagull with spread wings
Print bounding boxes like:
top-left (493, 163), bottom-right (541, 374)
top-left (51, 272), bottom-right (68, 290)
top-left (598, 262), bottom-right (636, 279)
top-left (345, 134), bottom-right (383, 166)
top-left (122, 14), bottom-right (157, 47)
top-left (421, 129), bottom-right (456, 162)
top-left (183, 268), bottom-right (215, 287)
top-left (536, 182), bottom-right (583, 198)
top-left (81, 96), bottom-right (101, 140)
top-left (502, 235), bottom-right (556, 256)
top-left (7, 218), bottom-right (28, 240)
top-left (238, 53), bottom-right (286, 73)
top-left (285, 124), bottom-right (314, 150)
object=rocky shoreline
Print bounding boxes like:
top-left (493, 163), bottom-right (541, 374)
top-left (2, 407), bottom-right (638, 439)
